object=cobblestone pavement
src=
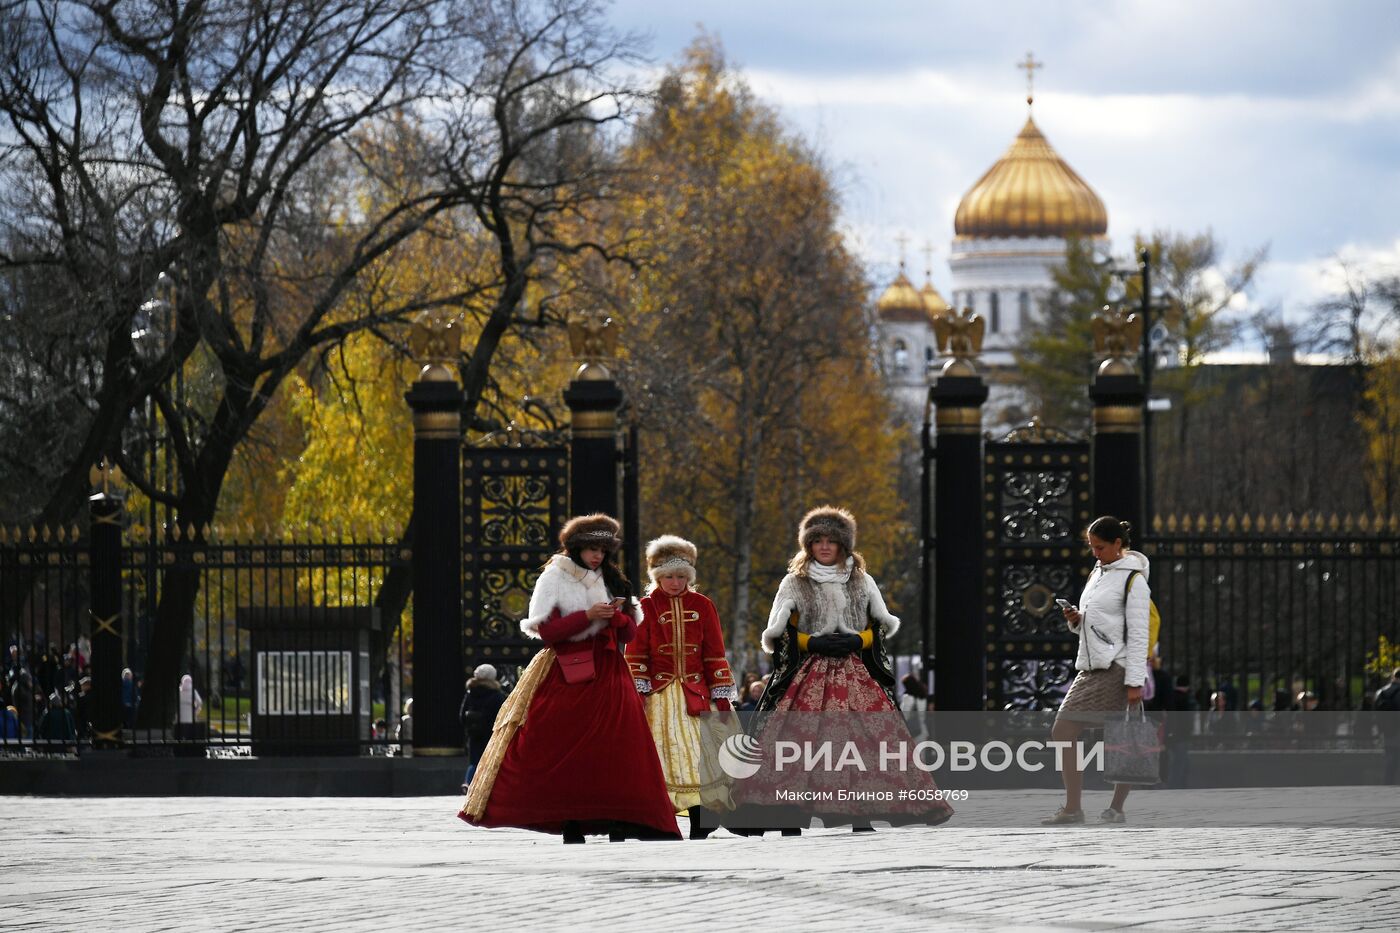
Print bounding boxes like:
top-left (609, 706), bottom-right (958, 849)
top-left (2, 789), bottom-right (1397, 932)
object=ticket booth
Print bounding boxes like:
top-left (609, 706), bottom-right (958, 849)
top-left (236, 606), bottom-right (379, 756)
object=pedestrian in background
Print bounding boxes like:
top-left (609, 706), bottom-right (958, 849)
top-left (1374, 668), bottom-right (1400, 784)
top-left (459, 664), bottom-right (505, 791)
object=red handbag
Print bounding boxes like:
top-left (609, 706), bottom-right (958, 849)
top-left (555, 643), bottom-right (596, 684)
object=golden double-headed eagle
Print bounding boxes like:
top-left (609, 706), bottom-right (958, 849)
top-left (932, 307), bottom-right (985, 360)
top-left (1091, 306), bottom-right (1142, 363)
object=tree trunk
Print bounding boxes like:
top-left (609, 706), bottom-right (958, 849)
top-left (728, 427), bottom-right (763, 676)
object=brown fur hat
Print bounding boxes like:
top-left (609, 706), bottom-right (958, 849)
top-left (646, 535), bottom-right (698, 585)
top-left (559, 513), bottom-right (622, 553)
top-left (798, 506), bottom-right (857, 554)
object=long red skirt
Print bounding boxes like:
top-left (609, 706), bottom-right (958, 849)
top-left (463, 636), bottom-right (681, 839)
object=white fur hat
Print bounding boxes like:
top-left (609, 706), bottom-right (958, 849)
top-left (646, 535), bottom-right (698, 585)
top-left (472, 663), bottom-right (497, 681)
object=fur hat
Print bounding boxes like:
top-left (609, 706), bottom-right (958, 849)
top-left (798, 505), bottom-right (857, 554)
top-left (559, 513), bottom-right (622, 553)
top-left (472, 663), bottom-right (497, 681)
top-left (646, 535), bottom-right (698, 585)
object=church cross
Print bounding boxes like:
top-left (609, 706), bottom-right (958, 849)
top-left (1018, 51), bottom-right (1043, 106)
top-left (894, 232), bottom-right (910, 270)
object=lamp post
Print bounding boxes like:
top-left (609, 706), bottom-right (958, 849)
top-left (1103, 247), bottom-right (1164, 526)
top-left (1136, 246), bottom-right (1156, 527)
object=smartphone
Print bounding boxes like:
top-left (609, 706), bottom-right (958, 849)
top-left (1054, 598), bottom-right (1075, 611)
top-left (611, 597), bottom-right (626, 607)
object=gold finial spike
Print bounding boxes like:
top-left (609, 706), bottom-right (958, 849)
top-left (1166, 514), bottom-right (1178, 533)
top-left (27, 525), bottom-right (37, 543)
top-left (70, 524), bottom-right (81, 542)
top-left (173, 523), bottom-right (185, 541)
top-left (1256, 513), bottom-right (1267, 534)
top-left (1152, 514), bottom-right (1163, 534)
top-left (1270, 514), bottom-right (1282, 533)
top-left (1358, 514), bottom-right (1370, 533)
top-left (1241, 514), bottom-right (1253, 533)
top-left (1210, 514), bottom-right (1222, 533)
top-left (0, 527), bottom-right (9, 545)
top-left (41, 525), bottom-right (51, 543)
top-left (1196, 513), bottom-right (1208, 533)
top-left (1018, 51), bottom-right (1043, 107)
top-left (1389, 514), bottom-right (1399, 534)
top-left (1301, 513), bottom-right (1313, 533)
top-left (1225, 514), bottom-right (1237, 533)
top-left (1331, 513), bottom-right (1343, 533)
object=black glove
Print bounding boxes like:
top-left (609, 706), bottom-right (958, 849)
top-left (807, 632), bottom-right (863, 657)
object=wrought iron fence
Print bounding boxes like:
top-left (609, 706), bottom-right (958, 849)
top-left (1, 525), bottom-right (410, 755)
top-left (1144, 512), bottom-right (1400, 711)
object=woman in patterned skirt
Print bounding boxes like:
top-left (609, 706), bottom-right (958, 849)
top-left (1043, 515), bottom-right (1152, 826)
top-left (740, 506), bottom-right (953, 832)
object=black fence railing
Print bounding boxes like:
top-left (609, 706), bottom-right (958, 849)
top-left (2, 525), bottom-right (410, 755)
top-left (1143, 512), bottom-right (1400, 712)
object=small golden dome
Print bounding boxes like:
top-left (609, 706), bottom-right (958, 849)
top-left (954, 116), bottom-right (1107, 239)
top-left (921, 279), bottom-right (949, 316)
top-left (876, 270), bottom-right (928, 324)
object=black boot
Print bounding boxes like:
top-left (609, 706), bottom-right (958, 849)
top-left (688, 806), bottom-right (715, 841)
top-left (852, 825), bottom-right (875, 834)
top-left (562, 821), bottom-right (585, 845)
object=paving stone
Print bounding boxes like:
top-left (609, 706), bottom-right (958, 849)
top-left (1, 788), bottom-right (1397, 931)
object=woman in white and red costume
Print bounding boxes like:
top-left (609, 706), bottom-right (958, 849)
top-left (627, 535), bottom-right (738, 839)
top-left (459, 514), bottom-right (681, 843)
top-left (741, 506), bottom-right (953, 831)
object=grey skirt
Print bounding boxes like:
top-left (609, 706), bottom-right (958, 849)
top-left (1055, 664), bottom-right (1129, 724)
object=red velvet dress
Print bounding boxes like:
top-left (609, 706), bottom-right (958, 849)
top-left (462, 611), bottom-right (681, 839)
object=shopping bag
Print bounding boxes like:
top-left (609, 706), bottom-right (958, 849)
top-left (1104, 704), bottom-right (1161, 785)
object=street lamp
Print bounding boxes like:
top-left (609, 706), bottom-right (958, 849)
top-left (1101, 247), bottom-right (1173, 525)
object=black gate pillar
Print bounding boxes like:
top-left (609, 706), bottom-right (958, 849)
top-left (1090, 309), bottom-right (1146, 534)
top-left (88, 460), bottom-right (124, 748)
top-left (405, 318), bottom-right (464, 756)
top-left (930, 314), bottom-right (989, 712)
top-left (562, 311), bottom-right (623, 518)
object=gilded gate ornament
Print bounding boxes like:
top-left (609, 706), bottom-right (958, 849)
top-left (567, 309), bottom-right (618, 380)
top-left (932, 306), bottom-right (985, 376)
top-left (1091, 305), bottom-right (1142, 375)
top-left (410, 315), bottom-right (461, 383)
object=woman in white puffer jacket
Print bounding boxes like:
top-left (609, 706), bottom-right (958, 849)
top-left (1042, 516), bottom-right (1151, 827)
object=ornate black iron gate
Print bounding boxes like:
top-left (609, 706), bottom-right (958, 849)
top-left (461, 431), bottom-right (569, 684)
top-left (982, 427), bottom-right (1092, 710)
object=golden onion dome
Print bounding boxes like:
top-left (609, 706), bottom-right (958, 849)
top-left (920, 279), bottom-right (949, 316)
top-left (954, 116), bottom-right (1107, 239)
top-left (876, 270), bottom-right (929, 324)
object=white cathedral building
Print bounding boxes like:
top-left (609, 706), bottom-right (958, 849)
top-left (877, 99), bottom-right (1108, 433)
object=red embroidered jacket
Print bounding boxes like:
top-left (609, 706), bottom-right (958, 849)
top-left (626, 590), bottom-right (736, 715)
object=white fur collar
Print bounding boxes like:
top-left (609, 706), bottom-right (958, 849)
top-left (519, 554), bottom-right (641, 640)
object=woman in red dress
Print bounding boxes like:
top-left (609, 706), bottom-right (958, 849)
top-left (459, 514), bottom-right (681, 843)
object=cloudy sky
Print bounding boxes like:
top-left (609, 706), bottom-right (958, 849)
top-left (606, 0), bottom-right (1400, 344)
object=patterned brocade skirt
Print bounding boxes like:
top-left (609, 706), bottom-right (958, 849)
top-left (1055, 663), bottom-right (1129, 724)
